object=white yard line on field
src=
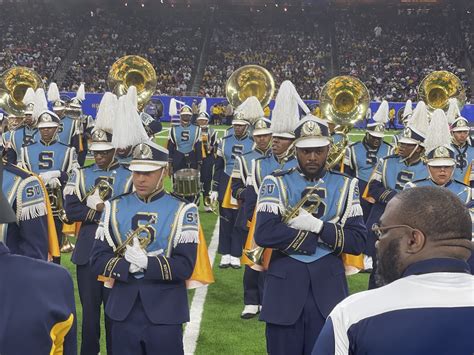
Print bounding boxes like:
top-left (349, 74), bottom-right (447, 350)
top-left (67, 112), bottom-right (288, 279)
top-left (183, 220), bottom-right (220, 354)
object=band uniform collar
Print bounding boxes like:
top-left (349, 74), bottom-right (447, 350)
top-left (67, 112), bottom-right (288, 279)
top-left (136, 187), bottom-right (165, 203)
top-left (402, 258), bottom-right (471, 277)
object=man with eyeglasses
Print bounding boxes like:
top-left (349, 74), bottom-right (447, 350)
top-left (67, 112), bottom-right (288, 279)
top-left (312, 186), bottom-right (474, 355)
top-left (364, 101), bottom-right (429, 288)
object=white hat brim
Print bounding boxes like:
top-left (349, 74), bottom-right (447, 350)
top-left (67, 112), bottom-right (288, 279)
top-left (367, 131), bottom-right (384, 138)
top-left (232, 119), bottom-right (250, 125)
top-left (253, 129), bottom-right (273, 136)
top-left (427, 159), bottom-right (456, 167)
top-left (272, 132), bottom-right (295, 139)
top-left (38, 122), bottom-right (59, 129)
top-left (129, 162), bottom-right (166, 172)
top-left (295, 137), bottom-right (331, 148)
top-left (452, 127), bottom-right (470, 132)
top-left (397, 137), bottom-right (419, 145)
top-left (89, 142), bottom-right (115, 151)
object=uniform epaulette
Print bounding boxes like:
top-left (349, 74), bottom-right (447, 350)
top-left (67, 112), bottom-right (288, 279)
top-left (4, 162), bottom-right (33, 178)
top-left (169, 192), bottom-right (191, 204)
top-left (272, 167), bottom-right (296, 177)
top-left (383, 154), bottom-right (399, 160)
top-left (454, 179), bottom-right (469, 187)
top-left (410, 177), bottom-right (428, 185)
top-left (328, 169), bottom-right (352, 179)
top-left (109, 191), bottom-right (133, 202)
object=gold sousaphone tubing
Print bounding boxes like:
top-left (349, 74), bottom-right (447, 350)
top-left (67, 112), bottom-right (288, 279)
top-left (225, 65), bottom-right (275, 111)
top-left (108, 55), bottom-right (157, 110)
top-left (0, 66), bottom-right (44, 117)
top-left (418, 70), bottom-right (465, 112)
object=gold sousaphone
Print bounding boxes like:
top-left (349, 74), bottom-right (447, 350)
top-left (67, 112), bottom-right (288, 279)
top-left (320, 75), bottom-right (370, 169)
top-left (225, 65), bottom-right (275, 110)
top-left (0, 66), bottom-right (44, 117)
top-left (418, 70), bottom-right (465, 113)
top-left (107, 55), bottom-right (157, 110)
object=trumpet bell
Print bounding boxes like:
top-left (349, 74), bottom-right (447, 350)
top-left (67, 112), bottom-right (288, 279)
top-left (244, 246), bottom-right (265, 267)
top-left (225, 65), bottom-right (275, 109)
top-left (107, 55), bottom-right (157, 110)
top-left (0, 67), bottom-right (44, 116)
top-left (418, 70), bottom-right (465, 112)
top-left (60, 235), bottom-right (75, 253)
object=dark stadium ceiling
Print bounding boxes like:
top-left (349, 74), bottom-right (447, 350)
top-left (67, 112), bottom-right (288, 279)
top-left (39, 0), bottom-right (458, 6)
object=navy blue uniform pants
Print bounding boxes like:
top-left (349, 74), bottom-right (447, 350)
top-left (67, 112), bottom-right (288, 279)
top-left (53, 217), bottom-right (63, 264)
top-left (200, 155), bottom-right (214, 197)
top-left (243, 266), bottom-right (265, 305)
top-left (77, 263), bottom-right (112, 355)
top-left (265, 287), bottom-right (325, 355)
top-left (111, 296), bottom-right (184, 355)
top-left (217, 206), bottom-right (241, 257)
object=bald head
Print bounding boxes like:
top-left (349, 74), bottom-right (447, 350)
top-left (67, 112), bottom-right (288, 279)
top-left (394, 186), bottom-right (471, 242)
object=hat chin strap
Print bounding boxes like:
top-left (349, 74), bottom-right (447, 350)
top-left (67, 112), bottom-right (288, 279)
top-left (400, 143), bottom-right (419, 163)
top-left (428, 166), bottom-right (454, 185)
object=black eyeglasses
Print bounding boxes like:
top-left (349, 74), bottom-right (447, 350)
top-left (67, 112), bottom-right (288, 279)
top-left (371, 223), bottom-right (417, 240)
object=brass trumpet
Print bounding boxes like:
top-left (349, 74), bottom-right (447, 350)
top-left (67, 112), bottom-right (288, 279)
top-left (114, 216), bottom-right (156, 257)
top-left (81, 178), bottom-right (114, 203)
top-left (244, 186), bottom-right (323, 267)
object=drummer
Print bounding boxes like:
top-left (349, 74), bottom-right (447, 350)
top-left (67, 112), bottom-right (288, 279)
top-left (167, 105), bottom-right (203, 202)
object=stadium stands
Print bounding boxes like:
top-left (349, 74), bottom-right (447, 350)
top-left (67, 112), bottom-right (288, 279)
top-left (0, 3), bottom-right (472, 102)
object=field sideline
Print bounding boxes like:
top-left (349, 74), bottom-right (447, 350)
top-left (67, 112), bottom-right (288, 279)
top-left (65, 124), bottom-right (391, 353)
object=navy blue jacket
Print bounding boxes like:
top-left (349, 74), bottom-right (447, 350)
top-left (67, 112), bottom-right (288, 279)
top-left (0, 242), bottom-right (77, 354)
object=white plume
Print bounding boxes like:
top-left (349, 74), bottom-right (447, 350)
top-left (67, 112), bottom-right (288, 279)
top-left (112, 95), bottom-right (149, 149)
top-left (373, 100), bottom-right (389, 124)
top-left (424, 109), bottom-right (452, 154)
top-left (32, 88), bottom-right (48, 120)
top-left (271, 80), bottom-right (306, 134)
top-left (47, 83), bottom-right (61, 103)
top-left (94, 92), bottom-right (117, 132)
top-left (22, 87), bottom-right (36, 106)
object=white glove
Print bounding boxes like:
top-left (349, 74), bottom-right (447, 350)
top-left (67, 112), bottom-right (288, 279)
top-left (287, 209), bottom-right (324, 234)
top-left (209, 191), bottom-right (218, 204)
top-left (48, 177), bottom-right (61, 189)
top-left (86, 190), bottom-right (104, 210)
top-left (40, 170), bottom-right (61, 185)
top-left (124, 237), bottom-right (148, 270)
top-left (128, 263), bottom-right (143, 274)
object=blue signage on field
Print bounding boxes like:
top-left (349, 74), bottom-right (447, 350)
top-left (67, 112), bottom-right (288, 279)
top-left (56, 92), bottom-right (474, 129)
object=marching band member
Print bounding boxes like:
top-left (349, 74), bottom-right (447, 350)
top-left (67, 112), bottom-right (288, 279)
top-left (230, 97), bottom-right (272, 318)
top-left (63, 93), bottom-right (132, 355)
top-left (20, 109), bottom-right (78, 263)
top-left (62, 83), bottom-right (89, 166)
top-left (343, 100), bottom-right (392, 221)
top-left (211, 103), bottom-right (254, 268)
top-left (405, 109), bottom-right (470, 201)
top-left (0, 162), bottom-right (77, 355)
top-left (1, 154), bottom-right (50, 260)
top-left (167, 101), bottom-right (202, 177)
top-left (255, 115), bottom-right (367, 355)
top-left (91, 133), bottom-right (199, 354)
top-left (196, 99), bottom-right (218, 210)
top-left (450, 116), bottom-right (474, 183)
top-left (364, 101), bottom-right (429, 288)
top-left (392, 99), bottom-right (413, 147)
top-left (2, 87), bottom-right (38, 164)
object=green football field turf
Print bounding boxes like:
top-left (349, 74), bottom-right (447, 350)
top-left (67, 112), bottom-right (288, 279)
top-left (64, 124), bottom-right (387, 353)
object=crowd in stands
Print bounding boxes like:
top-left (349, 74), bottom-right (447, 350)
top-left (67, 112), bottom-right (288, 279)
top-left (200, 13), bottom-right (332, 100)
top-left (0, 4), bottom-right (472, 103)
top-left (0, 3), bottom-right (78, 82)
top-left (335, 7), bottom-right (472, 102)
top-left (62, 10), bottom-right (204, 95)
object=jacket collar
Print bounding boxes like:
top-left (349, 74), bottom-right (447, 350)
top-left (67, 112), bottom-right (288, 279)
top-left (402, 258), bottom-right (471, 277)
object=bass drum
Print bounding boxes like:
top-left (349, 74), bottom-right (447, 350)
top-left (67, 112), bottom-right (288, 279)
top-left (173, 168), bottom-right (201, 197)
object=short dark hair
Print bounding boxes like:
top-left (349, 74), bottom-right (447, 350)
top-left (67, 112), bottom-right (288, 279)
top-left (394, 186), bottom-right (471, 241)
